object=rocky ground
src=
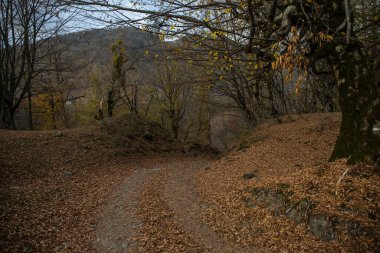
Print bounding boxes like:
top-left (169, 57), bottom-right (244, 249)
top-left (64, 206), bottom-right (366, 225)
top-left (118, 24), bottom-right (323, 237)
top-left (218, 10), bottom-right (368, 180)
top-left (0, 113), bottom-right (379, 252)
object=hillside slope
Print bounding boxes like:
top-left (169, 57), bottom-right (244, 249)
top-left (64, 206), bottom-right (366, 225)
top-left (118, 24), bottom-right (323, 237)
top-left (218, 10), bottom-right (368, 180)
top-left (196, 112), bottom-right (379, 252)
top-left (58, 26), bottom-right (156, 66)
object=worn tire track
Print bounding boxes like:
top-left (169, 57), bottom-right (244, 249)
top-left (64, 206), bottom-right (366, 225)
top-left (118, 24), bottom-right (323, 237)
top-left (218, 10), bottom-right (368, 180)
top-left (96, 156), bottom-right (255, 252)
top-left (96, 169), bottom-right (151, 252)
top-left (163, 160), bottom-right (255, 253)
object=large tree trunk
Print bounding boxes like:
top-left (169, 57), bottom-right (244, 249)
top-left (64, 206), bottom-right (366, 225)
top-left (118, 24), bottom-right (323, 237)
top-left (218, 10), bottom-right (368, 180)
top-left (330, 44), bottom-right (380, 164)
top-left (0, 109), bottom-right (16, 130)
top-left (0, 95), bottom-right (16, 130)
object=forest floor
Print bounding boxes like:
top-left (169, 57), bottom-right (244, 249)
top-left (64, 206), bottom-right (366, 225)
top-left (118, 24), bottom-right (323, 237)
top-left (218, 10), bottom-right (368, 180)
top-left (0, 113), bottom-right (379, 252)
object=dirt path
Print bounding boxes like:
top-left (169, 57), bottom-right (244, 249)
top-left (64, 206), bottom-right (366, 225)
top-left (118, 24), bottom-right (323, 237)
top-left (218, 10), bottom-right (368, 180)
top-left (96, 169), bottom-right (148, 252)
top-left (95, 156), bottom-right (255, 252)
top-left (163, 160), bottom-right (254, 253)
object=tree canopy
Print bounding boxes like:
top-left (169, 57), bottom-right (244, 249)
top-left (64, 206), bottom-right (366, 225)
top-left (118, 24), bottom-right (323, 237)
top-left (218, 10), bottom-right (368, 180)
top-left (67, 0), bottom-right (379, 163)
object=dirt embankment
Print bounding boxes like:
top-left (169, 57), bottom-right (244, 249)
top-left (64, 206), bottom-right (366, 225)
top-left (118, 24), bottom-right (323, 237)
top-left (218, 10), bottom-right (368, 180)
top-left (196, 113), bottom-right (379, 252)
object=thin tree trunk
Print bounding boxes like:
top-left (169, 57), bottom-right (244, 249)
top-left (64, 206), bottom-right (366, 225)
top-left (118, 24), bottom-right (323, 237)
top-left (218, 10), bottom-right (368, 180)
top-left (197, 89), bottom-right (206, 144)
top-left (27, 85), bottom-right (33, 130)
top-left (107, 90), bottom-right (114, 117)
top-left (50, 93), bottom-right (57, 130)
top-left (133, 84), bottom-right (138, 114)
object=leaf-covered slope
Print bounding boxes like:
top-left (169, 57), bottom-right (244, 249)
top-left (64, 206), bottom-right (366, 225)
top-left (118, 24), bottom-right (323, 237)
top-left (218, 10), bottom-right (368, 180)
top-left (196, 112), bottom-right (379, 252)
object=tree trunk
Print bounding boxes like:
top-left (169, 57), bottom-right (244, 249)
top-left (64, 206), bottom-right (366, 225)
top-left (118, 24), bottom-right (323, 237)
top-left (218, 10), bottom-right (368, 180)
top-left (107, 90), bottom-right (114, 117)
top-left (132, 84), bottom-right (138, 114)
top-left (0, 101), bottom-right (16, 130)
top-left (27, 85), bottom-right (33, 130)
top-left (7, 112), bottom-right (16, 129)
top-left (0, 100), bottom-right (7, 129)
top-left (171, 117), bottom-right (179, 139)
top-left (330, 45), bottom-right (380, 164)
top-left (50, 93), bottom-right (57, 130)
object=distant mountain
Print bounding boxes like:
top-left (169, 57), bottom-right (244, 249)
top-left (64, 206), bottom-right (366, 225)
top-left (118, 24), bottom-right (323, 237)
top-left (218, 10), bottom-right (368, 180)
top-left (56, 26), bottom-right (159, 66)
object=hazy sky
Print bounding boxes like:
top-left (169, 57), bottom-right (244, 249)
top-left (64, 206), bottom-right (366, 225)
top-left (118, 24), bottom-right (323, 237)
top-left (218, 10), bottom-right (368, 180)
top-left (62, 1), bottom-right (160, 33)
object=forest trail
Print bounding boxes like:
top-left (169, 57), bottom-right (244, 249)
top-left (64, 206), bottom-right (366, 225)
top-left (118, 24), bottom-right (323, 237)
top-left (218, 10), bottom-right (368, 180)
top-left (96, 158), bottom-right (255, 253)
top-left (2, 113), bottom-right (378, 252)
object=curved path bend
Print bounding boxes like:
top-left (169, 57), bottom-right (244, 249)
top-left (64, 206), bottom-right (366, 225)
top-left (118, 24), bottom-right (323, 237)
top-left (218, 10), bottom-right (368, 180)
top-left (96, 157), bottom-right (255, 253)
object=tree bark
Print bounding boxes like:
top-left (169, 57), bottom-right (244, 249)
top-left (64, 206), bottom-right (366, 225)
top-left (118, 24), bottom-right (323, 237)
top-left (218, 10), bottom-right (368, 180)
top-left (107, 90), bottom-right (115, 117)
top-left (0, 93), bottom-right (16, 130)
top-left (330, 44), bottom-right (380, 164)
top-left (27, 85), bottom-right (33, 130)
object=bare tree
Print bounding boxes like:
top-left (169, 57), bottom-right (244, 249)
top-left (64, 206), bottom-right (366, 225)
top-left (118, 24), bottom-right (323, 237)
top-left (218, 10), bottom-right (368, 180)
top-left (67, 0), bottom-right (380, 163)
top-left (0, 0), bottom-right (72, 129)
top-left (150, 60), bottom-right (193, 139)
top-left (107, 39), bottom-right (140, 117)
